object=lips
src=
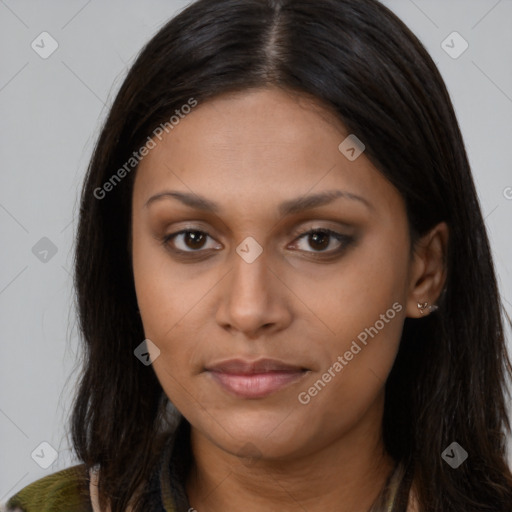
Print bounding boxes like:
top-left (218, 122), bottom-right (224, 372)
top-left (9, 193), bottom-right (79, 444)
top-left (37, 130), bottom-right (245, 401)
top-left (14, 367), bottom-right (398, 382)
top-left (205, 358), bottom-right (308, 399)
top-left (206, 358), bottom-right (305, 374)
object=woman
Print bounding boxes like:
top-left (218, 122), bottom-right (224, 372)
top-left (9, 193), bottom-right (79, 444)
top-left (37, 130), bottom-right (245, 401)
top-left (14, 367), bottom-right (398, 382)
top-left (5, 0), bottom-right (512, 510)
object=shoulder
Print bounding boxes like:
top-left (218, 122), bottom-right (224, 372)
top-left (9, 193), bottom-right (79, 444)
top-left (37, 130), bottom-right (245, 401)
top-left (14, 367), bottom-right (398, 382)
top-left (2, 464), bottom-right (92, 512)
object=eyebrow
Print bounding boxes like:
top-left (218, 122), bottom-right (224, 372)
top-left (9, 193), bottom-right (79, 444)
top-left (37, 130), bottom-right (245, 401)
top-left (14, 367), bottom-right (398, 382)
top-left (144, 189), bottom-right (373, 215)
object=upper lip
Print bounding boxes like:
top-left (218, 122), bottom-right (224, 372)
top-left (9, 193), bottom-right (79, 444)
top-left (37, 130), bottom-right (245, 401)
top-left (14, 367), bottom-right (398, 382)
top-left (205, 358), bottom-right (306, 374)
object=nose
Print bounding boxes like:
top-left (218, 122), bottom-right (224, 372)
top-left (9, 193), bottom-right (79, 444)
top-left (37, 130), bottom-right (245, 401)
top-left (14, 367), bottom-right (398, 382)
top-left (215, 249), bottom-right (292, 338)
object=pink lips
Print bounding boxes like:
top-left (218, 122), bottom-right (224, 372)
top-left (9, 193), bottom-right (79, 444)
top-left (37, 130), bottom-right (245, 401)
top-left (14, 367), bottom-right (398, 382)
top-left (205, 358), bottom-right (307, 399)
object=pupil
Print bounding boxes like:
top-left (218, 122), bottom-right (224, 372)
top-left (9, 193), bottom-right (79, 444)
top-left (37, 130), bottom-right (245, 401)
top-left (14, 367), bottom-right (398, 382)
top-left (310, 232), bottom-right (329, 250)
top-left (186, 231), bottom-right (205, 249)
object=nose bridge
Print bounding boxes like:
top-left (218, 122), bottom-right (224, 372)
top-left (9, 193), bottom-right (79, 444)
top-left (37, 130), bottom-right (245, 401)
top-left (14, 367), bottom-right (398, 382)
top-left (215, 245), bottom-right (290, 335)
top-left (229, 248), bottom-right (272, 309)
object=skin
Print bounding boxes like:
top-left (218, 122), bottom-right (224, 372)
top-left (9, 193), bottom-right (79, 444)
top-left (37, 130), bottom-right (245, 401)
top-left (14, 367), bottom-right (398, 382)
top-left (131, 87), bottom-right (448, 512)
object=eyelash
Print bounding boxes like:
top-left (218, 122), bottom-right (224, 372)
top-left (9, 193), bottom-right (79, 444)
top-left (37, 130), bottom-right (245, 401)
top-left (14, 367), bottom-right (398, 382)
top-left (161, 227), bottom-right (354, 259)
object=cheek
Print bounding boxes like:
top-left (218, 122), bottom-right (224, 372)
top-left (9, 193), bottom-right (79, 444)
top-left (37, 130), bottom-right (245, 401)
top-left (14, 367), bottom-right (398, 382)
top-left (132, 224), bottom-right (198, 331)
top-left (132, 224), bottom-right (186, 354)
top-left (293, 226), bottom-right (409, 342)
top-left (131, 226), bottom-right (217, 381)
top-left (294, 299), bottom-right (405, 439)
top-left (132, 231), bottom-right (170, 332)
top-left (131, 238), bottom-right (201, 411)
top-left (293, 228), bottom-right (408, 404)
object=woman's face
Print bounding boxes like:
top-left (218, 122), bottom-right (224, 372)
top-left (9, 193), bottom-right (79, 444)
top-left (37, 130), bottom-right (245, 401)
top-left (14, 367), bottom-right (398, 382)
top-left (132, 87), bottom-right (416, 461)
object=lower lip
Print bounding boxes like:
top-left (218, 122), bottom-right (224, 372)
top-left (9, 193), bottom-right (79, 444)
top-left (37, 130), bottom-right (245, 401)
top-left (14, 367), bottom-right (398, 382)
top-left (208, 371), bottom-right (306, 399)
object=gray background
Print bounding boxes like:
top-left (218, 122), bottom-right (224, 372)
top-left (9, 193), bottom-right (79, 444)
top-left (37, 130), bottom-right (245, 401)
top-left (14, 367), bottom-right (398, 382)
top-left (1, 0), bottom-right (511, 502)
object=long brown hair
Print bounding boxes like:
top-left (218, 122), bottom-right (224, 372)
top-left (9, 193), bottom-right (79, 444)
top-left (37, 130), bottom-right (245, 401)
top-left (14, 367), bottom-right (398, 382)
top-left (72, 1), bottom-right (512, 510)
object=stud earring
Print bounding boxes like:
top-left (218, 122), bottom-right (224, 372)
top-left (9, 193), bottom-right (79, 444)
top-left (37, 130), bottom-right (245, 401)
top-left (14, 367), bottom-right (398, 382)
top-left (417, 301), bottom-right (439, 315)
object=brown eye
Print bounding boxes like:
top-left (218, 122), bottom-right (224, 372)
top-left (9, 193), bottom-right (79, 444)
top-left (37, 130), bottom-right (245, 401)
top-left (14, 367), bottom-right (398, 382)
top-left (163, 229), bottom-right (222, 253)
top-left (308, 231), bottom-right (330, 251)
top-left (183, 231), bottom-right (206, 250)
top-left (292, 228), bottom-right (353, 254)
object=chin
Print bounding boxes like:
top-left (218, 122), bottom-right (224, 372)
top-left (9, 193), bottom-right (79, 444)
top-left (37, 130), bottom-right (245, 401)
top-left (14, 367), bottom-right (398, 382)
top-left (192, 407), bottom-right (317, 461)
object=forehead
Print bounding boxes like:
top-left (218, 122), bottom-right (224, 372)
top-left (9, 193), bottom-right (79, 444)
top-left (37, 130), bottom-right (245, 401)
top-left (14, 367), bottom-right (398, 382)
top-left (133, 87), bottom-right (402, 218)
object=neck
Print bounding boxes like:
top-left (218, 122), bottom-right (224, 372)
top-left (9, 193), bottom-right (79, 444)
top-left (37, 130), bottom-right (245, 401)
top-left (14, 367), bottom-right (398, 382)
top-left (185, 397), bottom-right (395, 512)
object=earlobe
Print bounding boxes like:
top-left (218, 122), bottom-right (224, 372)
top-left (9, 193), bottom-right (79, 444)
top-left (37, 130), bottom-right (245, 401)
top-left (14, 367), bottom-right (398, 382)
top-left (416, 301), bottom-right (439, 315)
top-left (405, 221), bottom-right (449, 318)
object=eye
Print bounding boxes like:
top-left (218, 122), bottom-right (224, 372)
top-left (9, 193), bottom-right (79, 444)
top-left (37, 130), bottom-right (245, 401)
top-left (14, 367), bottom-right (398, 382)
top-left (163, 230), bottom-right (222, 253)
top-left (161, 227), bottom-right (354, 258)
top-left (290, 228), bottom-right (354, 254)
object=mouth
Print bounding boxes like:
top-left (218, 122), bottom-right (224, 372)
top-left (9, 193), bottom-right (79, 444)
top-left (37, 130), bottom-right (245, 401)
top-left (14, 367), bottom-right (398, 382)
top-left (205, 358), bottom-right (309, 399)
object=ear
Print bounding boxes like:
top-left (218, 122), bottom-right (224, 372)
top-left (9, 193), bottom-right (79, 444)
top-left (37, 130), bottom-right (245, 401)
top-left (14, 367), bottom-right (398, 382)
top-left (405, 221), bottom-right (449, 318)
